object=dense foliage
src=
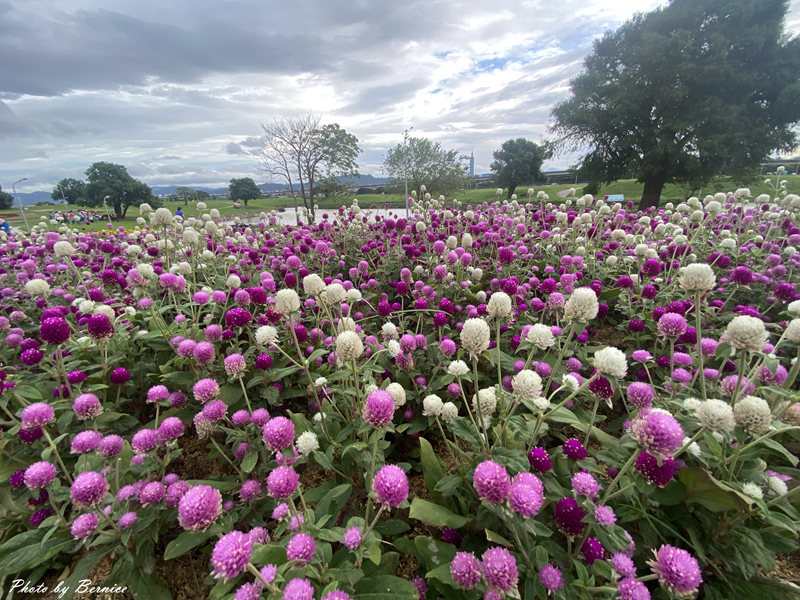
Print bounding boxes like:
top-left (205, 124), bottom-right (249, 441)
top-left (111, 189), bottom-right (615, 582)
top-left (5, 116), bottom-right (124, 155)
top-left (1, 184), bottom-right (800, 599)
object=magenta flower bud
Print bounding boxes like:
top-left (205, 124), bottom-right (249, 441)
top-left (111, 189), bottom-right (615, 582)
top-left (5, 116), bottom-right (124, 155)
top-left (262, 416), bottom-right (294, 451)
top-left (70, 471), bottom-right (108, 506)
top-left (23, 461), bottom-right (57, 490)
top-left (73, 393), bottom-right (102, 419)
top-left (362, 389), bottom-right (395, 427)
top-left (266, 466), bottom-right (299, 499)
top-left (372, 464), bottom-right (409, 508)
top-left (286, 532), bottom-right (316, 564)
top-left (472, 460), bottom-right (510, 504)
top-left (178, 484), bottom-right (222, 531)
top-left (211, 531), bottom-right (254, 580)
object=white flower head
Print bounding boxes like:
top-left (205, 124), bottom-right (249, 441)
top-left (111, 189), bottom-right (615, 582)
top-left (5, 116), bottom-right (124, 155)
top-left (274, 288), bottom-right (301, 316)
top-left (460, 318), bottom-right (490, 356)
top-left (335, 330), bottom-right (364, 362)
top-left (527, 323), bottom-right (555, 350)
top-left (385, 382), bottom-right (406, 407)
top-left (255, 325), bottom-right (278, 346)
top-left (733, 395), bottom-right (772, 434)
top-left (593, 346), bottom-right (628, 379)
top-left (563, 287), bottom-right (599, 323)
top-left (302, 274), bottom-right (325, 296)
top-left (511, 369), bottom-right (543, 401)
top-left (562, 374), bottom-right (580, 392)
top-left (487, 292), bottom-right (513, 320)
top-left (422, 394), bottom-right (444, 417)
top-left (440, 402), bottom-right (458, 420)
top-left (472, 387), bottom-right (497, 418)
top-left (695, 399), bottom-right (735, 433)
top-left (296, 431), bottom-right (319, 456)
top-left (24, 279), bottom-right (50, 297)
top-left (723, 315), bottom-right (767, 353)
top-left (447, 360), bottom-right (470, 377)
top-left (678, 263), bottom-right (716, 293)
top-left (742, 482), bottom-right (763, 501)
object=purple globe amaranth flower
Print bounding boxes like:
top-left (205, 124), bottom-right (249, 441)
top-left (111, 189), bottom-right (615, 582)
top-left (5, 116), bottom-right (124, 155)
top-left (538, 563), bottom-right (564, 593)
top-left (239, 479), bottom-right (262, 502)
top-left (343, 526), bottom-right (362, 550)
top-left (119, 511), bottom-right (138, 529)
top-left (110, 367), bottom-right (131, 384)
top-left (528, 446), bottom-right (552, 472)
top-left (193, 378), bottom-right (220, 403)
top-left (321, 592), bottom-right (352, 600)
top-left (571, 471), bottom-right (601, 499)
top-left (481, 547), bottom-right (518, 592)
top-left (618, 577), bottom-right (651, 600)
top-left (178, 484), bottom-right (222, 531)
top-left (70, 512), bottom-right (99, 539)
top-left (211, 530), bottom-right (254, 580)
top-left (650, 545), bottom-right (702, 596)
top-left (139, 481), bottom-right (166, 506)
top-left (202, 399), bottom-right (228, 422)
top-left (70, 471), bottom-right (108, 506)
top-left (165, 481), bottom-right (190, 507)
top-left (657, 312), bottom-right (688, 338)
top-left (193, 341), bottom-right (216, 365)
top-left (472, 460), bottom-right (511, 504)
top-left (234, 583), bottom-right (261, 600)
top-left (30, 507), bottom-right (53, 527)
top-left (595, 504), bottom-right (617, 526)
top-left (508, 477), bottom-right (544, 517)
top-left (23, 461), bottom-right (57, 490)
top-left (9, 469), bottom-right (25, 489)
top-left (286, 532), bottom-right (316, 564)
top-left (282, 578), bottom-right (314, 600)
top-left (612, 552), bottom-right (636, 578)
top-left (262, 416), bottom-right (295, 451)
top-left (626, 382), bottom-right (654, 409)
top-left (266, 466), bottom-right (299, 499)
top-left (70, 430), bottom-right (102, 454)
top-left (20, 402), bottom-right (55, 429)
top-left (630, 409), bottom-right (684, 457)
top-left (158, 416), bottom-right (185, 443)
top-left (553, 497), bottom-right (586, 537)
top-left (67, 370), bottom-right (88, 384)
top-left (362, 389), bottom-right (395, 427)
top-left (97, 434), bottom-right (124, 457)
top-left (635, 451), bottom-right (681, 487)
top-left (372, 464), bottom-right (409, 508)
top-left (224, 353), bottom-right (247, 377)
top-left (73, 393), bottom-right (102, 419)
top-left (563, 437), bottom-right (588, 460)
top-left (450, 551), bottom-right (482, 589)
top-left (40, 316), bottom-right (70, 344)
top-left (131, 428), bottom-right (159, 454)
top-left (582, 536), bottom-right (605, 564)
top-left (86, 313), bottom-right (113, 338)
top-left (224, 307), bottom-right (252, 328)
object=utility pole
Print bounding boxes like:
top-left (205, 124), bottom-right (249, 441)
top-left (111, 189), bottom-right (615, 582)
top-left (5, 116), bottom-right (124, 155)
top-left (403, 126), bottom-right (413, 218)
top-left (12, 178), bottom-right (30, 233)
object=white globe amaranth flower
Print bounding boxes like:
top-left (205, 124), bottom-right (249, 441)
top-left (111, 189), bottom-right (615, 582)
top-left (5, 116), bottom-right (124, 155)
top-left (562, 374), bottom-right (580, 392)
top-left (386, 340), bottom-right (402, 358)
top-left (695, 399), bottom-right (735, 433)
top-left (335, 330), bottom-right (363, 362)
top-left (345, 288), bottom-right (362, 303)
top-left (320, 283), bottom-right (346, 306)
top-left (487, 292), bottom-right (513, 320)
top-left (24, 279), bottom-right (50, 297)
top-left (302, 274), bottom-right (325, 296)
top-left (93, 304), bottom-right (115, 322)
top-left (150, 207), bottom-right (174, 227)
top-left (683, 437), bottom-right (701, 458)
top-left (139, 202), bottom-right (153, 215)
top-left (460, 318), bottom-right (491, 356)
top-left (182, 228), bottom-right (200, 246)
top-left (422, 394), bottom-right (444, 417)
top-left (53, 241), bottom-right (76, 257)
top-left (733, 395), bottom-right (772, 434)
top-left (563, 287), bottom-right (599, 323)
top-left (274, 288), bottom-right (301, 316)
top-left (225, 274), bottom-right (242, 289)
top-left (723, 315), bottom-right (767, 353)
top-left (472, 387), bottom-right (497, 418)
top-left (768, 476), bottom-right (788, 497)
top-left (682, 397), bottom-right (702, 411)
top-left (385, 382), bottom-right (406, 407)
top-left (788, 300), bottom-right (800, 318)
top-left (527, 324), bottom-right (555, 350)
top-left (255, 325), bottom-right (278, 346)
top-left (337, 317), bottom-right (356, 333)
top-left (447, 360), bottom-right (470, 377)
top-left (785, 318), bottom-right (800, 343)
top-left (314, 377), bottom-right (327, 388)
top-left (440, 402), bottom-right (458, 421)
top-left (511, 369), bottom-right (543, 401)
top-left (296, 431), bottom-right (319, 456)
top-left (78, 299), bottom-right (96, 314)
top-left (678, 263), bottom-right (716, 293)
top-left (593, 346), bottom-right (628, 379)
top-left (741, 482), bottom-right (763, 501)
top-left (381, 322), bottom-right (399, 340)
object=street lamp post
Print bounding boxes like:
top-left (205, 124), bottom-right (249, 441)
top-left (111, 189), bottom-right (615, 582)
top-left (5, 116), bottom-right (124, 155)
top-left (12, 178), bottom-right (30, 233)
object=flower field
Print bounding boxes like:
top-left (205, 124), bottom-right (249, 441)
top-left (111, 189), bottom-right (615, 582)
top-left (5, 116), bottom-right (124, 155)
top-left (2, 187), bottom-right (800, 600)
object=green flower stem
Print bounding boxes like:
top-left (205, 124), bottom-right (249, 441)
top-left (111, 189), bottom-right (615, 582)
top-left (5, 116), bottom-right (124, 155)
top-left (237, 377), bottom-right (253, 413)
top-left (44, 428), bottom-right (73, 485)
top-left (472, 357), bottom-right (491, 451)
top-left (458, 379), bottom-right (489, 454)
top-left (583, 396), bottom-right (600, 447)
top-left (694, 293), bottom-right (707, 400)
top-left (600, 450), bottom-right (638, 505)
top-left (674, 427), bottom-right (704, 459)
top-left (731, 352), bottom-right (748, 407)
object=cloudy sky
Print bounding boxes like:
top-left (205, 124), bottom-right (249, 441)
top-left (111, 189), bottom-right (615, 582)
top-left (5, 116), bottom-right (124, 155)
top-left (2, 0), bottom-right (799, 192)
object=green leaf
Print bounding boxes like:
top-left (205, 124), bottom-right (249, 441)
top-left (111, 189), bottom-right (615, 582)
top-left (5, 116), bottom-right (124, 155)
top-left (126, 571), bottom-right (172, 600)
top-left (241, 450), bottom-right (258, 474)
top-left (164, 530), bottom-right (214, 560)
top-left (426, 563), bottom-right (454, 586)
top-left (678, 467), bottom-right (745, 513)
top-left (485, 529), bottom-right (512, 547)
top-left (409, 498), bottom-right (469, 528)
top-left (354, 575), bottom-right (418, 599)
top-left (316, 483), bottom-right (352, 519)
top-left (419, 437), bottom-right (446, 498)
top-left (250, 543), bottom-right (286, 565)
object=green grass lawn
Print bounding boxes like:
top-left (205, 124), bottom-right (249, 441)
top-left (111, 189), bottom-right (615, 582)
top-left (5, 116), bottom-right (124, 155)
top-left (3, 175), bottom-right (797, 232)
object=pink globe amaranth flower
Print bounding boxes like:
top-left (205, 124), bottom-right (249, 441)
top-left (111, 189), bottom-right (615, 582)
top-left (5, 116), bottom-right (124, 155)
top-left (508, 479), bottom-right (544, 518)
top-left (176, 339), bottom-right (197, 358)
top-left (272, 502), bottom-right (290, 520)
top-left (528, 446), bottom-right (552, 472)
top-left (562, 437), bottom-right (588, 460)
top-left (626, 382), bottom-right (654, 409)
top-left (235, 582), bottom-right (261, 600)
top-left (450, 551), bottom-right (482, 589)
top-left (139, 481), bottom-right (166, 506)
top-left (571, 471), bottom-right (601, 499)
top-left (635, 451), bottom-right (681, 487)
top-left (582, 536), bottom-right (605, 564)
top-left (248, 526), bottom-right (269, 544)
top-left (70, 512), bottom-right (99, 540)
top-left (165, 481), bottom-right (190, 507)
top-left (263, 416), bottom-right (295, 451)
top-left (266, 466), bottom-right (299, 499)
top-left (193, 378), bottom-right (220, 403)
top-left (73, 393), bottom-right (102, 419)
top-left (721, 374), bottom-right (756, 397)
top-left (70, 471), bottom-right (108, 506)
top-left (40, 316), bottom-right (70, 344)
top-left (118, 511), bottom-right (138, 529)
top-left (472, 460), bottom-right (511, 504)
top-left (372, 464), bottom-right (409, 508)
top-left (595, 504), bottom-right (617, 526)
top-left (131, 428), bottom-right (159, 453)
top-left (70, 430), bottom-right (102, 454)
top-left (657, 312), bottom-right (688, 338)
top-left (231, 409), bottom-right (251, 427)
top-left (286, 532), bottom-right (316, 564)
top-left (632, 349), bottom-right (653, 363)
top-left (630, 410), bottom-right (684, 457)
top-left (146, 384), bottom-right (170, 403)
top-left (612, 552), bottom-right (636, 578)
top-left (618, 577), bottom-right (651, 600)
top-left (481, 547), bottom-right (518, 592)
top-left (98, 434), bottom-right (124, 457)
top-left (23, 461), bottom-right (57, 489)
top-left (225, 307), bottom-right (252, 328)
top-left (202, 399), bottom-right (228, 422)
top-left (110, 367), bottom-right (130, 384)
top-left (553, 496), bottom-right (586, 537)
top-left (362, 389), bottom-right (395, 427)
top-left (321, 591), bottom-right (352, 600)
top-left (650, 545), bottom-right (702, 596)
top-left (538, 563), bottom-right (564, 592)
top-left (67, 369), bottom-right (88, 385)
top-left (224, 353), bottom-right (247, 377)
top-left (255, 352), bottom-right (273, 369)
top-left (240, 479), bottom-right (262, 502)
top-left (158, 417), bottom-right (185, 443)
top-left (211, 530), bottom-right (254, 580)
top-left (282, 578), bottom-right (315, 600)
top-left (342, 526), bottom-right (362, 550)
top-left (87, 313), bottom-right (113, 338)
top-left (251, 408), bottom-right (270, 426)
top-left (178, 484), bottom-right (222, 531)
top-left (193, 341), bottom-right (216, 364)
top-left (20, 402), bottom-right (55, 429)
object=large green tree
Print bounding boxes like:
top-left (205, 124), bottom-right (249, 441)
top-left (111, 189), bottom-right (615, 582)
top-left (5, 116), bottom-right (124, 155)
top-left (384, 136), bottom-right (466, 195)
top-left (553, 0), bottom-right (800, 208)
top-left (491, 138), bottom-right (551, 197)
top-left (52, 178), bottom-right (86, 204)
top-left (228, 177), bottom-right (261, 206)
top-left (85, 162), bottom-right (154, 218)
top-left (0, 186), bottom-right (13, 210)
